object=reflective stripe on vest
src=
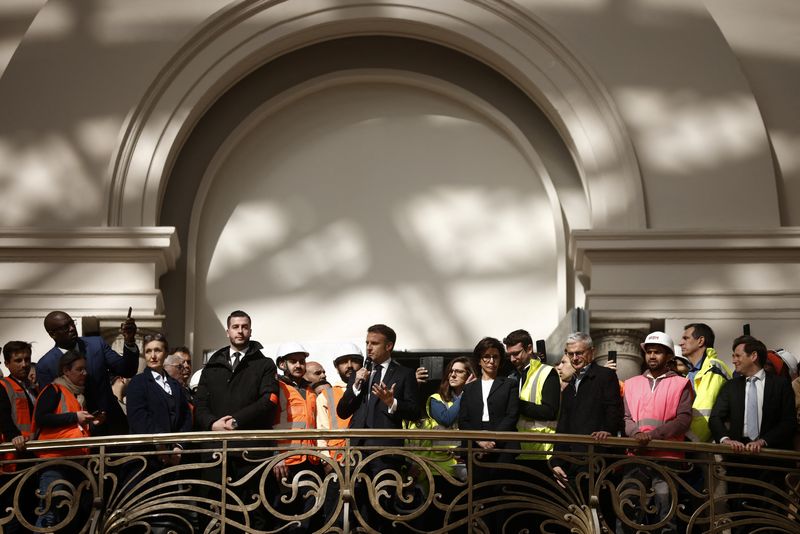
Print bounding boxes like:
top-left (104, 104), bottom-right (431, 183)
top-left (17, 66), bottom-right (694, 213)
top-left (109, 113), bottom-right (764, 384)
top-left (689, 349), bottom-right (730, 442)
top-left (425, 394), bottom-right (461, 448)
top-left (318, 385), bottom-right (348, 463)
top-left (625, 374), bottom-right (690, 459)
top-left (405, 394), bottom-right (458, 476)
top-left (321, 387), bottom-right (340, 429)
top-left (34, 384), bottom-right (90, 459)
top-left (273, 380), bottom-right (317, 465)
top-left (517, 361), bottom-right (557, 457)
top-left (0, 378), bottom-right (32, 436)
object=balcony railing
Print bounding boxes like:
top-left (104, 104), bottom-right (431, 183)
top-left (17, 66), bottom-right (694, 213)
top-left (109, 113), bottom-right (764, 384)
top-left (1, 430), bottom-right (798, 533)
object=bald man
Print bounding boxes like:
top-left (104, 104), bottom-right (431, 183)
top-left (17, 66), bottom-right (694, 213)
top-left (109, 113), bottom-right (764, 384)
top-left (304, 361), bottom-right (327, 385)
top-left (37, 310), bottom-right (139, 435)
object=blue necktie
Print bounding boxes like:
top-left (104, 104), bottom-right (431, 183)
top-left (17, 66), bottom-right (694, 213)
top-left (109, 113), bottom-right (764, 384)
top-left (746, 376), bottom-right (760, 441)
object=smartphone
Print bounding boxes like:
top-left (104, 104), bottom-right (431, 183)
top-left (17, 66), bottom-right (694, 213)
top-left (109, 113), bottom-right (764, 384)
top-left (419, 356), bottom-right (443, 381)
top-left (608, 350), bottom-right (617, 363)
top-left (91, 410), bottom-right (104, 417)
top-left (535, 339), bottom-right (547, 362)
top-left (127, 306), bottom-right (132, 319)
top-left (742, 323), bottom-right (750, 335)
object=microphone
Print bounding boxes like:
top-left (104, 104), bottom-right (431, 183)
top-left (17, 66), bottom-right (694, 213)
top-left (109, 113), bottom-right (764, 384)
top-left (356, 356), bottom-right (374, 389)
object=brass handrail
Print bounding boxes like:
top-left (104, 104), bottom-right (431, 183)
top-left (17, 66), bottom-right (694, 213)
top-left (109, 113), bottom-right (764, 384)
top-left (1, 430), bottom-right (798, 533)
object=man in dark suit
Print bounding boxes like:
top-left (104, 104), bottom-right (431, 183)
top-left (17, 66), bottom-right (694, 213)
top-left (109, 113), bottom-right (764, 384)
top-left (710, 335), bottom-right (796, 452)
top-left (552, 332), bottom-right (624, 481)
top-left (336, 324), bottom-right (420, 528)
top-left (336, 324), bottom-right (420, 443)
top-left (709, 335), bottom-right (796, 531)
top-left (551, 332), bottom-right (623, 528)
top-left (37, 310), bottom-right (139, 436)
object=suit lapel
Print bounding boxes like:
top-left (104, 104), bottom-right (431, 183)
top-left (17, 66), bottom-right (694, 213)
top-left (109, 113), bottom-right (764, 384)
top-left (381, 360), bottom-right (396, 387)
top-left (762, 374), bottom-right (775, 431)
top-left (487, 377), bottom-right (503, 398)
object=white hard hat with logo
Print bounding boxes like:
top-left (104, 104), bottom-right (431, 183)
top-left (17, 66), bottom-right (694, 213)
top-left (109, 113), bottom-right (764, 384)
top-left (640, 331), bottom-right (675, 355)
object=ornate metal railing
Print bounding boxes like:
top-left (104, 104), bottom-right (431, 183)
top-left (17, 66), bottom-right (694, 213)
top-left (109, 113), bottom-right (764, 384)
top-left (1, 430), bottom-right (798, 533)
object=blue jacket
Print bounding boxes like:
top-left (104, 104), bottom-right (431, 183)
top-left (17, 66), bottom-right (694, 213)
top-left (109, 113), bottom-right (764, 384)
top-left (37, 336), bottom-right (139, 435)
top-left (126, 370), bottom-right (192, 437)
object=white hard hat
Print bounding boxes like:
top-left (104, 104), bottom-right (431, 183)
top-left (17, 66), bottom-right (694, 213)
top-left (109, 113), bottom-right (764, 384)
top-left (275, 341), bottom-right (308, 360)
top-left (640, 331), bottom-right (675, 354)
top-left (189, 369), bottom-right (203, 391)
top-left (776, 349), bottom-right (797, 372)
top-left (332, 342), bottom-right (364, 365)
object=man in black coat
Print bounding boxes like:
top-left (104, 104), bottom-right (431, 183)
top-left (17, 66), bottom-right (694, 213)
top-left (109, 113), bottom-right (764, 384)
top-left (193, 310), bottom-right (278, 532)
top-left (709, 335), bottom-right (796, 531)
top-left (551, 332), bottom-right (623, 528)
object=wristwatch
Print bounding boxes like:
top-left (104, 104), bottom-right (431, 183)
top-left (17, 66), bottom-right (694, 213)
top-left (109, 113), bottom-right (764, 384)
top-left (231, 418), bottom-right (239, 430)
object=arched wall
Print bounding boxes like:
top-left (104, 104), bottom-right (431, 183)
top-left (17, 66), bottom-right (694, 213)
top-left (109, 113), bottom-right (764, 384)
top-left (110, 0), bottom-right (644, 231)
top-left (158, 35), bottom-right (588, 350)
top-left (186, 72), bottom-right (565, 351)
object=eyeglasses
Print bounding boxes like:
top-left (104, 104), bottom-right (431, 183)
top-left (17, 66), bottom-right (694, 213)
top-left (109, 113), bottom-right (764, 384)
top-left (564, 350), bottom-right (587, 357)
top-left (449, 369), bottom-right (469, 375)
top-left (49, 320), bottom-right (75, 334)
top-left (507, 348), bottom-right (526, 358)
top-left (481, 354), bottom-right (501, 361)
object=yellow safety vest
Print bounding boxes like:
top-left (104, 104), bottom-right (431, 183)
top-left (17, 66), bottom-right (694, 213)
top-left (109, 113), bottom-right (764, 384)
top-left (517, 360), bottom-right (557, 459)
top-left (405, 393), bottom-right (459, 476)
top-left (687, 348), bottom-right (731, 442)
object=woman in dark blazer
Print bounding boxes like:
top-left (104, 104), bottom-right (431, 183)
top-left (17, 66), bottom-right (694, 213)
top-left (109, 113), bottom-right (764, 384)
top-left (458, 337), bottom-right (519, 468)
top-left (126, 334), bottom-right (192, 469)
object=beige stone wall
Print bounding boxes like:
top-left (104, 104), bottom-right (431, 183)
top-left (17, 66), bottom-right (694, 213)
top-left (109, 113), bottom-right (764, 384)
top-left (0, 1), bottom-right (798, 362)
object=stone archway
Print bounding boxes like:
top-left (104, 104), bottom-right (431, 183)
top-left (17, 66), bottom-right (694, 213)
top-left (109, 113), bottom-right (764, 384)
top-left (108, 0), bottom-right (643, 231)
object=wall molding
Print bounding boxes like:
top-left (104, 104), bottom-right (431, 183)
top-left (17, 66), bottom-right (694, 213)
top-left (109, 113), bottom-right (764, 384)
top-left (573, 228), bottom-right (800, 278)
top-left (0, 227), bottom-right (180, 275)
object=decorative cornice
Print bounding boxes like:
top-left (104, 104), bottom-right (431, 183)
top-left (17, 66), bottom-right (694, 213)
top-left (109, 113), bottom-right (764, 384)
top-left (0, 227), bottom-right (180, 272)
top-left (586, 291), bottom-right (800, 320)
top-left (572, 228), bottom-right (800, 276)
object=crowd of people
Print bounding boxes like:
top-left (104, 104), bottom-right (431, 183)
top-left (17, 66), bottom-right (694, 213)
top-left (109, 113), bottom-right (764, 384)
top-left (0, 310), bottom-right (799, 532)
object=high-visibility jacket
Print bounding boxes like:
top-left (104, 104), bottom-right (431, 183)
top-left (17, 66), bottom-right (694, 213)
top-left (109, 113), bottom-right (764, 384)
top-left (625, 374), bottom-right (691, 459)
top-left (405, 393), bottom-right (460, 477)
top-left (33, 384), bottom-right (90, 458)
top-left (271, 379), bottom-right (317, 465)
top-left (687, 348), bottom-right (731, 443)
top-left (316, 384), bottom-right (350, 463)
top-left (517, 360), bottom-right (558, 459)
top-left (0, 377), bottom-right (34, 471)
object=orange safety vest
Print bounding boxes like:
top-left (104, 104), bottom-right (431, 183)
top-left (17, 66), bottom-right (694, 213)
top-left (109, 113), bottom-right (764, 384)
top-left (318, 384), bottom-right (350, 462)
top-left (33, 384), bottom-right (90, 458)
top-left (0, 377), bottom-right (34, 471)
top-left (625, 374), bottom-right (691, 459)
top-left (271, 379), bottom-right (317, 465)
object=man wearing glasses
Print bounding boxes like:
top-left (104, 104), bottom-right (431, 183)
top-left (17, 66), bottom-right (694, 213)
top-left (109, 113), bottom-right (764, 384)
top-left (503, 329), bottom-right (560, 472)
top-left (37, 310), bottom-right (139, 435)
top-left (550, 333), bottom-right (623, 492)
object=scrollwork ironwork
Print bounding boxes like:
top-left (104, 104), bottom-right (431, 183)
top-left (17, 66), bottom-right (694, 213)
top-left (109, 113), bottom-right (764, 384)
top-left (0, 431), bottom-right (797, 533)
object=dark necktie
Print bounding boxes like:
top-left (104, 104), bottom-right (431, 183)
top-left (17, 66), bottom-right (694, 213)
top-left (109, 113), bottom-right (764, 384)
top-left (232, 351), bottom-right (241, 370)
top-left (366, 364), bottom-right (384, 428)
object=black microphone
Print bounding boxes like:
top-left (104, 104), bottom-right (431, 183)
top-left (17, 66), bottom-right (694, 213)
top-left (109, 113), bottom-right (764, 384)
top-left (356, 356), bottom-right (374, 389)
